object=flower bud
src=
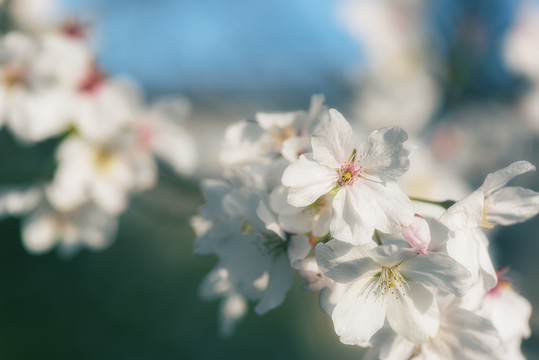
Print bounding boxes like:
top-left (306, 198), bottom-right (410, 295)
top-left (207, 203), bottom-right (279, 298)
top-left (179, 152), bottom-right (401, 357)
top-left (401, 214), bottom-right (431, 254)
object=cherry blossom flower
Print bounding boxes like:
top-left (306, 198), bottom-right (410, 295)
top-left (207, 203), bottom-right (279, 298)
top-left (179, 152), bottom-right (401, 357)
top-left (268, 185), bottom-right (332, 237)
top-left (316, 239), bottom-right (470, 345)
top-left (366, 296), bottom-right (502, 360)
top-left (194, 180), bottom-right (297, 316)
top-left (221, 94), bottom-right (328, 168)
top-left (282, 109), bottom-right (414, 244)
top-left (46, 134), bottom-right (156, 215)
top-left (0, 185), bottom-right (116, 255)
top-left (440, 161), bottom-right (539, 290)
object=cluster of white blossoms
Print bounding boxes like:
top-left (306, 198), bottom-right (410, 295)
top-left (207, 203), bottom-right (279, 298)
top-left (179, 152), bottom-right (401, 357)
top-left (0, 3), bottom-right (197, 256)
top-left (193, 96), bottom-right (538, 358)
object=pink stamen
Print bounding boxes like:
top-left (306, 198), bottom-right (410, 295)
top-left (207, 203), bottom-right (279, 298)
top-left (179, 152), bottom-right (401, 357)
top-left (337, 162), bottom-right (362, 186)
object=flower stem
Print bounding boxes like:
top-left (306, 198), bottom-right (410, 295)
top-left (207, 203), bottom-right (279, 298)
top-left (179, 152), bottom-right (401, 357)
top-left (409, 197), bottom-right (456, 210)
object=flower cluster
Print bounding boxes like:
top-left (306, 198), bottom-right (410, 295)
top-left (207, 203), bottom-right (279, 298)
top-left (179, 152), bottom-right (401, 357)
top-left (0, 3), bottom-right (197, 256)
top-left (194, 98), bottom-right (537, 358)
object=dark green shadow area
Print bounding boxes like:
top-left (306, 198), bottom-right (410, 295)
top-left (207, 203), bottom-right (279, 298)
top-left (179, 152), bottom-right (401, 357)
top-left (0, 175), bottom-right (365, 360)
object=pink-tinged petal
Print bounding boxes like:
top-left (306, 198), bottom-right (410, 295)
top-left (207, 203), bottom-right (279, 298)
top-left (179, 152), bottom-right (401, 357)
top-left (254, 252), bottom-right (296, 315)
top-left (282, 154), bottom-right (336, 207)
top-left (311, 108), bottom-right (355, 167)
top-left (401, 252), bottom-right (471, 296)
top-left (483, 285), bottom-right (532, 341)
top-left (480, 161), bottom-right (535, 196)
top-left (386, 282), bottom-right (439, 344)
top-left (401, 215), bottom-right (431, 254)
top-left (439, 190), bottom-right (484, 231)
top-left (357, 127), bottom-right (410, 182)
top-left (484, 186), bottom-right (539, 226)
top-left (331, 278), bottom-right (387, 346)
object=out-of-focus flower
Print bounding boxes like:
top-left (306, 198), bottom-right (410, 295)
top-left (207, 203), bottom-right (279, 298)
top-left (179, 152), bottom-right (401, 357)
top-left (46, 134), bottom-right (156, 215)
top-left (480, 272), bottom-right (532, 360)
top-left (199, 267), bottom-right (248, 337)
top-left (194, 179), bottom-right (297, 316)
top-left (0, 185), bottom-right (117, 256)
top-left (134, 97), bottom-right (197, 177)
top-left (504, 1), bottom-right (539, 81)
top-left (9, 0), bottom-right (62, 33)
top-left (22, 200), bottom-right (117, 256)
top-left (268, 185), bottom-right (332, 237)
top-left (339, 0), bottom-right (439, 135)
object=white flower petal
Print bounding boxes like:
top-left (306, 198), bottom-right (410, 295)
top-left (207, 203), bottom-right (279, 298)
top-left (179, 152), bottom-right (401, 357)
top-left (351, 181), bottom-right (414, 235)
top-left (315, 240), bottom-right (378, 283)
top-left (219, 292), bottom-right (247, 338)
top-left (401, 252), bottom-right (471, 296)
top-left (254, 252), bottom-right (296, 315)
top-left (151, 120), bottom-right (197, 176)
top-left (358, 127), bottom-right (410, 182)
top-left (199, 267), bottom-right (232, 300)
top-left (439, 190), bottom-right (484, 231)
top-left (331, 277), bottom-right (386, 346)
top-left (485, 186), bottom-right (539, 225)
top-left (446, 309), bottom-right (501, 359)
top-left (256, 111), bottom-right (298, 130)
top-left (386, 281), bottom-right (439, 344)
top-left (282, 154), bottom-right (336, 207)
top-left (256, 200), bottom-right (285, 240)
top-left (287, 234), bottom-right (311, 266)
top-left (480, 161), bottom-right (535, 196)
top-left (281, 135), bottom-right (310, 162)
top-left (21, 212), bottom-right (58, 254)
top-left (330, 188), bottom-right (375, 244)
top-left (311, 108), bottom-right (355, 167)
